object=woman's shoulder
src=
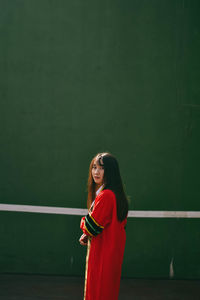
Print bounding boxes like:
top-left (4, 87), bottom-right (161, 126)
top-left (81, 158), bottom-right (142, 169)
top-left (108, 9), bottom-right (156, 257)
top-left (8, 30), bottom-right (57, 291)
top-left (95, 189), bottom-right (116, 211)
top-left (99, 189), bottom-right (115, 200)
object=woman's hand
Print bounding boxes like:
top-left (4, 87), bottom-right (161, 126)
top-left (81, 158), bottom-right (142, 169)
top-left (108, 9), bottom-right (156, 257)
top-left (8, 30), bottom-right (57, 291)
top-left (79, 234), bottom-right (88, 246)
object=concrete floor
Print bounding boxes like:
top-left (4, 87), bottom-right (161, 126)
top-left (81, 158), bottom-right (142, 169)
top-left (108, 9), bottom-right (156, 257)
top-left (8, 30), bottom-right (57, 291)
top-left (0, 274), bottom-right (199, 300)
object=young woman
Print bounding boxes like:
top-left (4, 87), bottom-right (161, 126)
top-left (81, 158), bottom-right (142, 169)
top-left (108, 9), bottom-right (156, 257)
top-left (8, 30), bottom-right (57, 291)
top-left (79, 152), bottom-right (128, 300)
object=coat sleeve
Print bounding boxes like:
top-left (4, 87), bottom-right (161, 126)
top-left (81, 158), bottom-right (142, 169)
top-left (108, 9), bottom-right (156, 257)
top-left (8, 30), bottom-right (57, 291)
top-left (80, 190), bottom-right (114, 237)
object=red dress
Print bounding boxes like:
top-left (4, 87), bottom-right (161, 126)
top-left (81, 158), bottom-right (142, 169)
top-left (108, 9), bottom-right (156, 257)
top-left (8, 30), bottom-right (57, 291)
top-left (80, 189), bottom-right (127, 300)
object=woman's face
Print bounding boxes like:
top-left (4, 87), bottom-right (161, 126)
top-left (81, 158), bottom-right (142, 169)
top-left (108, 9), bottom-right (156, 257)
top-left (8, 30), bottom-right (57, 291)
top-left (92, 158), bottom-right (104, 186)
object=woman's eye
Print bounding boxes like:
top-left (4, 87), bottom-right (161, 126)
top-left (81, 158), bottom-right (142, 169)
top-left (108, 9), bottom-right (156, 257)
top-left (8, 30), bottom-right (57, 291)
top-left (92, 165), bottom-right (104, 170)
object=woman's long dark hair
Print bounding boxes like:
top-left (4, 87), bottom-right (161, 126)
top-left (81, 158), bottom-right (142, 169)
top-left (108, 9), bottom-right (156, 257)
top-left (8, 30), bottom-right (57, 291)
top-left (87, 152), bottom-right (129, 222)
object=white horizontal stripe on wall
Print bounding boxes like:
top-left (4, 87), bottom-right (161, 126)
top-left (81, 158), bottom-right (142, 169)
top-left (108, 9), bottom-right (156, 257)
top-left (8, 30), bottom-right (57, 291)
top-left (0, 204), bottom-right (200, 218)
top-left (128, 210), bottom-right (200, 218)
top-left (0, 204), bottom-right (87, 216)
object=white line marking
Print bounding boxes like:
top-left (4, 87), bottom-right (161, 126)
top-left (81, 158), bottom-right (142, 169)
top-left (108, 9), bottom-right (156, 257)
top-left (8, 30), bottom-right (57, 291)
top-left (0, 204), bottom-right (200, 218)
top-left (128, 210), bottom-right (200, 218)
top-left (0, 204), bottom-right (87, 216)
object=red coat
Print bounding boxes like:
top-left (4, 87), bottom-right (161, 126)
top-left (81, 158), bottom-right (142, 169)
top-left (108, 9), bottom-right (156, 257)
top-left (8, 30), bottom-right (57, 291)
top-left (80, 189), bottom-right (127, 300)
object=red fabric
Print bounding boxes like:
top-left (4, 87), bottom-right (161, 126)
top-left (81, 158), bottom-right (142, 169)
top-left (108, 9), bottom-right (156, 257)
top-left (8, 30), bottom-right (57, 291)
top-left (80, 189), bottom-right (127, 300)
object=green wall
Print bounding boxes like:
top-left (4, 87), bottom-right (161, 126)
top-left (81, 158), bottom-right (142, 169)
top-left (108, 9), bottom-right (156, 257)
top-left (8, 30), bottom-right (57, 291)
top-left (0, 1), bottom-right (200, 279)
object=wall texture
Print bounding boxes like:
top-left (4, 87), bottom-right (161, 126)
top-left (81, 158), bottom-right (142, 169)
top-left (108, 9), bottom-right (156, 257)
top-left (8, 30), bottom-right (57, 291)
top-left (0, 0), bottom-right (200, 279)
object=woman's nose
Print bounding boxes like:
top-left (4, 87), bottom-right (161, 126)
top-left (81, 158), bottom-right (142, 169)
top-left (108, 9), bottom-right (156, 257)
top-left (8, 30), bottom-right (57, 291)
top-left (95, 168), bottom-right (100, 174)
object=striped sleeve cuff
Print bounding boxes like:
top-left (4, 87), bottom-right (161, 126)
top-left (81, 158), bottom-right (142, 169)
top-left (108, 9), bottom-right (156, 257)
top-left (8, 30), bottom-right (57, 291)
top-left (84, 214), bottom-right (104, 236)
